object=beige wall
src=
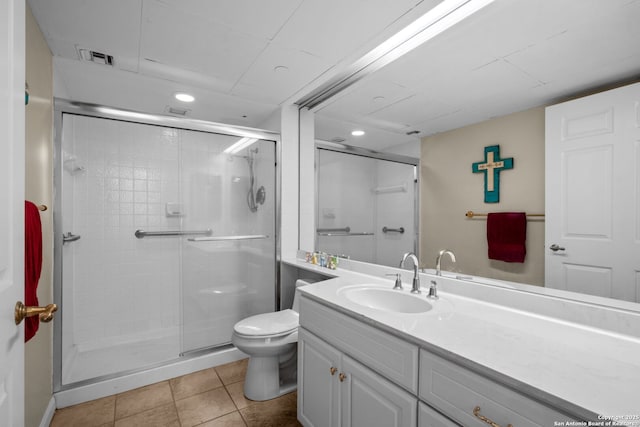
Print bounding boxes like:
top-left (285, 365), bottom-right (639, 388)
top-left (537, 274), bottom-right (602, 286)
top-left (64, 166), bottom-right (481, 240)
top-left (420, 107), bottom-right (545, 286)
top-left (25, 5), bottom-right (54, 427)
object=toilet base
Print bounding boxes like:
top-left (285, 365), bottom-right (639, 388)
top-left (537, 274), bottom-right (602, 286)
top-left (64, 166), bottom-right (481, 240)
top-left (243, 351), bottom-right (297, 401)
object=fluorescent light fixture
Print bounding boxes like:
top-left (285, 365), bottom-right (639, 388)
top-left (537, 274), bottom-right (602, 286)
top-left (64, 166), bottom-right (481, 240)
top-left (174, 92), bottom-right (195, 103)
top-left (351, 130), bottom-right (365, 136)
top-left (297, 0), bottom-right (495, 109)
top-left (224, 137), bottom-right (258, 154)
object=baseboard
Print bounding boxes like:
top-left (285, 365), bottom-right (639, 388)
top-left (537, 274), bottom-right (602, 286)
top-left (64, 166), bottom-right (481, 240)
top-left (39, 397), bottom-right (56, 427)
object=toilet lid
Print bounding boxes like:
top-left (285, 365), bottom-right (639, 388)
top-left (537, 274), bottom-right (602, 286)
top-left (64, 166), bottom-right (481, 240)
top-left (233, 309), bottom-right (299, 337)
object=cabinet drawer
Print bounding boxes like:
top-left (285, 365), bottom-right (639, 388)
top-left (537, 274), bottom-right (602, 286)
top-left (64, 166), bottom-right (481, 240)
top-left (419, 402), bottom-right (460, 427)
top-left (419, 350), bottom-right (571, 427)
top-left (300, 296), bottom-right (419, 393)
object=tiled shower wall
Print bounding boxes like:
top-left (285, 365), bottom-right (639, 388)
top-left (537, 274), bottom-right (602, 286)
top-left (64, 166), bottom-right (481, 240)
top-left (62, 116), bottom-right (182, 351)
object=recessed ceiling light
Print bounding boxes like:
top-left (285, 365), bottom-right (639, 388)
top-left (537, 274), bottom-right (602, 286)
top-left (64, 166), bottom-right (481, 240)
top-left (274, 65), bottom-right (289, 73)
top-left (373, 96), bottom-right (386, 103)
top-left (174, 93), bottom-right (195, 103)
top-left (351, 130), bottom-right (365, 136)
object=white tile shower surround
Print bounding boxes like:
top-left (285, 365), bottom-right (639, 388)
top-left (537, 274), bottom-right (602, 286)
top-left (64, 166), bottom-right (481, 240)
top-left (61, 114), bottom-right (275, 384)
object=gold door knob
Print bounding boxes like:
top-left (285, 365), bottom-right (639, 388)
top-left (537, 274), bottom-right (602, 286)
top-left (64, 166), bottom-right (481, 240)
top-left (330, 367), bottom-right (338, 376)
top-left (15, 301), bottom-right (57, 325)
top-left (338, 373), bottom-right (347, 382)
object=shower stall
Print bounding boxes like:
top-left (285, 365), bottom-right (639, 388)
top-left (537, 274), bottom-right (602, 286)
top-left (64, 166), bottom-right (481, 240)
top-left (53, 101), bottom-right (279, 393)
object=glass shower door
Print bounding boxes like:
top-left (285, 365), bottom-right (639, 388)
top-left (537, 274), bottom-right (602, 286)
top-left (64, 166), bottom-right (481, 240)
top-left (179, 131), bottom-right (276, 354)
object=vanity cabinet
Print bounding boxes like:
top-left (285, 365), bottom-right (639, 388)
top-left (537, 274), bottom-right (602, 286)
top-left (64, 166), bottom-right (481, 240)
top-left (299, 328), bottom-right (417, 427)
top-left (298, 295), bottom-right (419, 427)
top-left (298, 295), bottom-right (580, 427)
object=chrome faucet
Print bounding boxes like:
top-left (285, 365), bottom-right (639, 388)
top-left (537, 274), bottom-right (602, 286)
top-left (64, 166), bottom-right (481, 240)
top-left (435, 249), bottom-right (456, 276)
top-left (399, 252), bottom-right (420, 293)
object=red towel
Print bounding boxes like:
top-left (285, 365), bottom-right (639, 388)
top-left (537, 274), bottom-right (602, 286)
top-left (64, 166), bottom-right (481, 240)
top-left (25, 201), bottom-right (43, 342)
top-left (487, 212), bottom-right (526, 263)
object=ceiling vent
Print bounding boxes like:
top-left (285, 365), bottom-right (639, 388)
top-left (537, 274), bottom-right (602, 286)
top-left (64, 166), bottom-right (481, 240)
top-left (406, 130), bottom-right (420, 135)
top-left (78, 48), bottom-right (114, 66)
top-left (165, 106), bottom-right (189, 116)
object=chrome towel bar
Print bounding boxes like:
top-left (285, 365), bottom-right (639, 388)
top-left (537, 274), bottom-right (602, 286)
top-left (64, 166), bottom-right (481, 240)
top-left (317, 226), bottom-right (351, 233)
top-left (135, 229), bottom-right (213, 238)
top-left (188, 234), bottom-right (269, 242)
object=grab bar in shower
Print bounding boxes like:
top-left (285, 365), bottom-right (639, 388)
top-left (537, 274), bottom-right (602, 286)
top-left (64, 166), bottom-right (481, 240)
top-left (317, 227), bottom-right (351, 233)
top-left (317, 231), bottom-right (374, 237)
top-left (135, 229), bottom-right (213, 239)
top-left (382, 226), bottom-right (405, 234)
top-left (188, 234), bottom-right (269, 242)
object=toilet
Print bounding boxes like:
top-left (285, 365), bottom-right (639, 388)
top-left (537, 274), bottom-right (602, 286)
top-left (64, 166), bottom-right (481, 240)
top-left (231, 279), bottom-right (314, 401)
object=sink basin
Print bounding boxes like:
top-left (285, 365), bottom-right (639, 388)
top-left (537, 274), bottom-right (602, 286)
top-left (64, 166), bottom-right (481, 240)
top-left (340, 286), bottom-right (432, 314)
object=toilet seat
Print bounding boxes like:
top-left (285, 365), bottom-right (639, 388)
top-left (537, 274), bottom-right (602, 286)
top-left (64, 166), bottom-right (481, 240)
top-left (233, 309), bottom-right (298, 338)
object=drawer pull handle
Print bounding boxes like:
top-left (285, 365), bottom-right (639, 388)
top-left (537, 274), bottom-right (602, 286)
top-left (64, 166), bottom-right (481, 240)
top-left (339, 373), bottom-right (347, 382)
top-left (473, 406), bottom-right (513, 427)
top-left (330, 367), bottom-right (338, 376)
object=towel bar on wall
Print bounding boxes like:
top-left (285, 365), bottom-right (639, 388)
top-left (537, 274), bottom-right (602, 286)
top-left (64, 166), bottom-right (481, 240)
top-left (465, 210), bottom-right (545, 219)
top-left (135, 229), bottom-right (213, 238)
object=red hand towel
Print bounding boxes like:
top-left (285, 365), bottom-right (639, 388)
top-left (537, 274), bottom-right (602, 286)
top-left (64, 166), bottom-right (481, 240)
top-left (487, 212), bottom-right (526, 263)
top-left (25, 201), bottom-right (43, 342)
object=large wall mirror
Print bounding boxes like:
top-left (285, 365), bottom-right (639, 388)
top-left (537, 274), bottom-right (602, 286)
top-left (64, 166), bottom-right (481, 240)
top-left (310, 0), bottom-right (640, 310)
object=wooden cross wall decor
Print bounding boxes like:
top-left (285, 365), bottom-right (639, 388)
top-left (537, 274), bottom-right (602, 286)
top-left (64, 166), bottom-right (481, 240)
top-left (472, 145), bottom-right (513, 203)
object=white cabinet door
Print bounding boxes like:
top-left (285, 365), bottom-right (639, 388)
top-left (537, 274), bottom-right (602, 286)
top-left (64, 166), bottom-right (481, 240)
top-left (298, 328), bottom-right (341, 427)
top-left (545, 82), bottom-right (640, 302)
top-left (341, 355), bottom-right (417, 427)
top-left (0, 0), bottom-right (25, 426)
top-left (299, 328), bottom-right (418, 427)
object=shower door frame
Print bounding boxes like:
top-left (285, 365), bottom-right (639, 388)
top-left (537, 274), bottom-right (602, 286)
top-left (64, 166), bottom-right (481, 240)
top-left (314, 140), bottom-right (420, 264)
top-left (52, 99), bottom-right (282, 392)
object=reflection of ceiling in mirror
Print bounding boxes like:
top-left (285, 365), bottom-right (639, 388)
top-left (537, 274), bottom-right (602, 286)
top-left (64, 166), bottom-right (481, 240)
top-left (315, 0), bottom-right (640, 148)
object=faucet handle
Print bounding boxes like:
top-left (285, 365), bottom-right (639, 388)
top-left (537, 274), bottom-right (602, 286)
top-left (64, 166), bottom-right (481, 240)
top-left (427, 280), bottom-right (439, 300)
top-left (385, 273), bottom-right (403, 290)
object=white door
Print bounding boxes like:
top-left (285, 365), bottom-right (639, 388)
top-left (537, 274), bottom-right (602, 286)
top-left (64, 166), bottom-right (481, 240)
top-left (545, 82), bottom-right (640, 302)
top-left (0, 0), bottom-right (26, 425)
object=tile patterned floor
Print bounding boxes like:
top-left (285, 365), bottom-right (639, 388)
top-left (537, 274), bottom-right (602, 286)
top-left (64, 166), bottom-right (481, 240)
top-left (50, 359), bottom-right (302, 427)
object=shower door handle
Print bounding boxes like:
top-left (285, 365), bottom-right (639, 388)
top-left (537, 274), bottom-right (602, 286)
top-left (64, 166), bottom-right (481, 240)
top-left (63, 232), bottom-right (81, 244)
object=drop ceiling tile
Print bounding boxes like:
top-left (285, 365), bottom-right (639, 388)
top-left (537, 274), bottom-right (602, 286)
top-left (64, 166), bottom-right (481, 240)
top-left (317, 78), bottom-right (413, 117)
top-left (149, 0), bottom-right (304, 40)
top-left (504, 5), bottom-right (640, 86)
top-left (28, 0), bottom-right (142, 58)
top-left (367, 92), bottom-right (455, 125)
top-left (232, 42), bottom-right (334, 104)
top-left (315, 114), bottom-right (418, 151)
top-left (272, 0), bottom-right (440, 62)
top-left (140, 0), bottom-right (268, 81)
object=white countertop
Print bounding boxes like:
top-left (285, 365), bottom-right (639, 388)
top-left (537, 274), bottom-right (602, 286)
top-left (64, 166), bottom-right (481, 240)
top-left (284, 257), bottom-right (640, 424)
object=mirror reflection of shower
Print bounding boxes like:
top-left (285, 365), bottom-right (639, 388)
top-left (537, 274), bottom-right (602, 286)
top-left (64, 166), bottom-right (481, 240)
top-left (224, 137), bottom-right (265, 213)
